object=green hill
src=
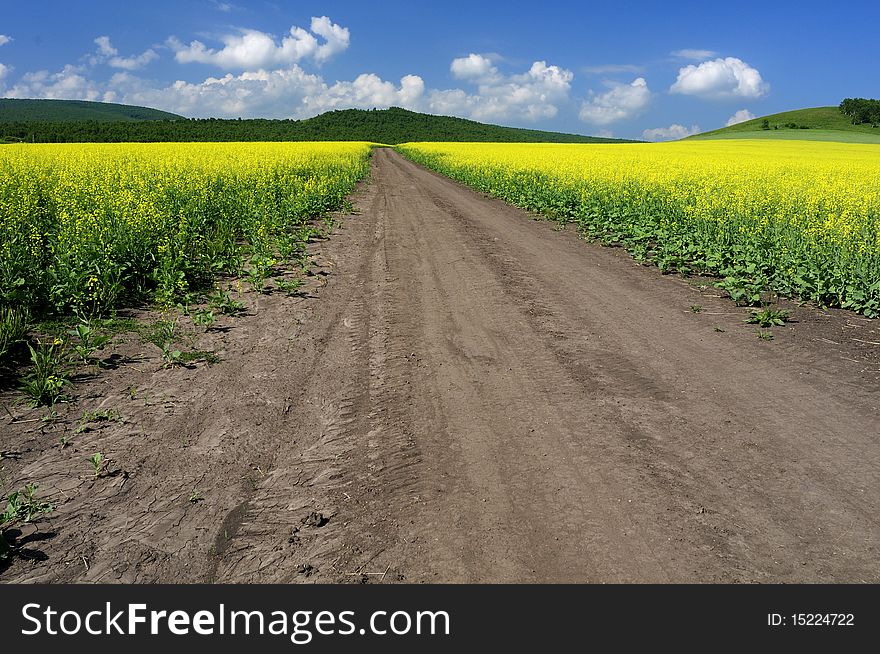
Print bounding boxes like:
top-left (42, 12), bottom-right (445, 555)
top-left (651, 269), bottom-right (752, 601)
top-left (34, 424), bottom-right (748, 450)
top-left (0, 98), bottom-right (184, 122)
top-left (691, 106), bottom-right (880, 143)
top-left (0, 105), bottom-right (631, 144)
top-left (289, 107), bottom-right (625, 143)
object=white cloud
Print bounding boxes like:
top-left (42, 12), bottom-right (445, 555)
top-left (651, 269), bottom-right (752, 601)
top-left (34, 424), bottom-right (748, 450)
top-left (725, 108), bottom-right (756, 126)
top-left (309, 16), bottom-right (350, 63)
top-left (171, 16), bottom-right (349, 69)
top-left (2, 31), bottom-right (568, 126)
top-left (450, 53), bottom-right (497, 80)
top-left (671, 49), bottom-right (717, 60)
top-left (92, 36), bottom-right (159, 70)
top-left (0, 63), bottom-right (8, 82)
top-left (110, 50), bottom-right (159, 70)
top-left (110, 56), bottom-right (572, 123)
top-left (3, 64), bottom-right (104, 101)
top-left (94, 36), bottom-right (117, 57)
top-left (103, 65), bottom-right (425, 119)
top-left (579, 77), bottom-right (650, 124)
top-left (430, 59), bottom-right (573, 122)
top-left (304, 73), bottom-right (425, 115)
top-left (211, 1), bottom-right (235, 11)
top-left (642, 123), bottom-right (700, 141)
top-left (670, 57), bottom-right (769, 99)
top-left (0, 35), bottom-right (12, 47)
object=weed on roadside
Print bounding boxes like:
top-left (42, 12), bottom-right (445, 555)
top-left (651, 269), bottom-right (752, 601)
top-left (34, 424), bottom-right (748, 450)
top-left (19, 340), bottom-right (71, 407)
top-left (89, 453), bottom-right (106, 478)
top-left (0, 484), bottom-right (53, 562)
top-left (274, 278), bottom-right (304, 297)
top-left (208, 289), bottom-right (245, 316)
top-left (67, 318), bottom-right (113, 364)
top-left (746, 307), bottom-right (790, 328)
top-left (76, 408), bottom-right (123, 433)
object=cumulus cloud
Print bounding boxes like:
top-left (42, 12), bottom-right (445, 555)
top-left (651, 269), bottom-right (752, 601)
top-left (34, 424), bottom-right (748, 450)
top-left (0, 63), bottom-right (8, 82)
top-left (304, 73), bottom-right (425, 115)
top-left (579, 77), bottom-right (650, 124)
top-left (725, 108), bottom-right (756, 126)
top-left (3, 31), bottom-right (570, 125)
top-left (0, 35), bottom-right (12, 47)
top-left (105, 55), bottom-right (572, 123)
top-left (430, 59), bottom-right (573, 122)
top-left (671, 49), bottom-right (717, 60)
top-left (670, 57), bottom-right (769, 99)
top-left (94, 36), bottom-right (117, 57)
top-left (3, 64), bottom-right (106, 101)
top-left (171, 16), bottom-right (349, 69)
top-left (642, 124), bottom-right (700, 141)
top-left (450, 53), bottom-right (498, 80)
top-left (92, 36), bottom-right (159, 70)
top-left (96, 65), bottom-right (425, 119)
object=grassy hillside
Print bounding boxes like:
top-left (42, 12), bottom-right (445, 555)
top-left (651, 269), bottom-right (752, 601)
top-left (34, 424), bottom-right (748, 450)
top-left (0, 99), bottom-right (184, 122)
top-left (691, 106), bottom-right (880, 143)
top-left (0, 106), bottom-right (631, 144)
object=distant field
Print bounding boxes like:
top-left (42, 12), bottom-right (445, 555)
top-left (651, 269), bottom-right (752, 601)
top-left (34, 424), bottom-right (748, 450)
top-left (693, 106), bottom-right (880, 143)
top-left (691, 128), bottom-right (880, 144)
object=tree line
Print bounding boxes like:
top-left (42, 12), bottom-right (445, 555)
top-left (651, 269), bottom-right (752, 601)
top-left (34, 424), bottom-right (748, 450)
top-left (839, 98), bottom-right (880, 126)
top-left (0, 107), bottom-right (624, 144)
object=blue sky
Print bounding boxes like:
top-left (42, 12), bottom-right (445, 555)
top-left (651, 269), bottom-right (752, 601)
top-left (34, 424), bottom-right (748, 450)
top-left (0, 0), bottom-right (876, 139)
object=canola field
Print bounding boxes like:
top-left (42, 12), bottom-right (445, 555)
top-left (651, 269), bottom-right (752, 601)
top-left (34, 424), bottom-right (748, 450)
top-left (0, 142), bottom-right (371, 317)
top-left (398, 141), bottom-right (880, 317)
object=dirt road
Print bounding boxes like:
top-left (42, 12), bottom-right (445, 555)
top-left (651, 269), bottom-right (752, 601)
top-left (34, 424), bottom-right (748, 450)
top-left (4, 148), bottom-right (879, 583)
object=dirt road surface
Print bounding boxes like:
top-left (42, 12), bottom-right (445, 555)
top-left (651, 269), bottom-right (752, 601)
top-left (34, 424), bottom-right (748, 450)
top-left (3, 148), bottom-right (878, 583)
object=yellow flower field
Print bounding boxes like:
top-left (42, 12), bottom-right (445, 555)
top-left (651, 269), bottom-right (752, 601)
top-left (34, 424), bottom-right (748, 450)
top-left (0, 142), bottom-right (371, 316)
top-left (398, 140), bottom-right (880, 316)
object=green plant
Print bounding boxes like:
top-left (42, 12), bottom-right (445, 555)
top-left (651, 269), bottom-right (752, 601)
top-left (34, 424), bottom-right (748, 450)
top-left (745, 307), bottom-right (790, 328)
top-left (717, 276), bottom-right (765, 307)
top-left (756, 330), bottom-right (774, 340)
top-left (208, 289), bottom-right (245, 316)
top-left (76, 408), bottom-right (122, 433)
top-left (67, 318), bottom-right (112, 363)
top-left (20, 340), bottom-right (70, 407)
top-left (146, 319), bottom-right (182, 368)
top-left (689, 304), bottom-right (703, 314)
top-left (89, 452), bottom-right (106, 478)
top-left (246, 254), bottom-right (276, 294)
top-left (192, 308), bottom-right (216, 330)
top-left (179, 350), bottom-right (220, 365)
top-left (1, 484), bottom-right (53, 562)
top-left (274, 278), bottom-right (304, 297)
top-left (0, 306), bottom-right (30, 366)
top-left (189, 490), bottom-right (204, 504)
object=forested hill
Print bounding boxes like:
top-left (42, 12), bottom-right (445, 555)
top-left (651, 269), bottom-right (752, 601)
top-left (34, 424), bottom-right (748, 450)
top-left (0, 106), bottom-right (630, 144)
top-left (0, 98), bottom-right (184, 122)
